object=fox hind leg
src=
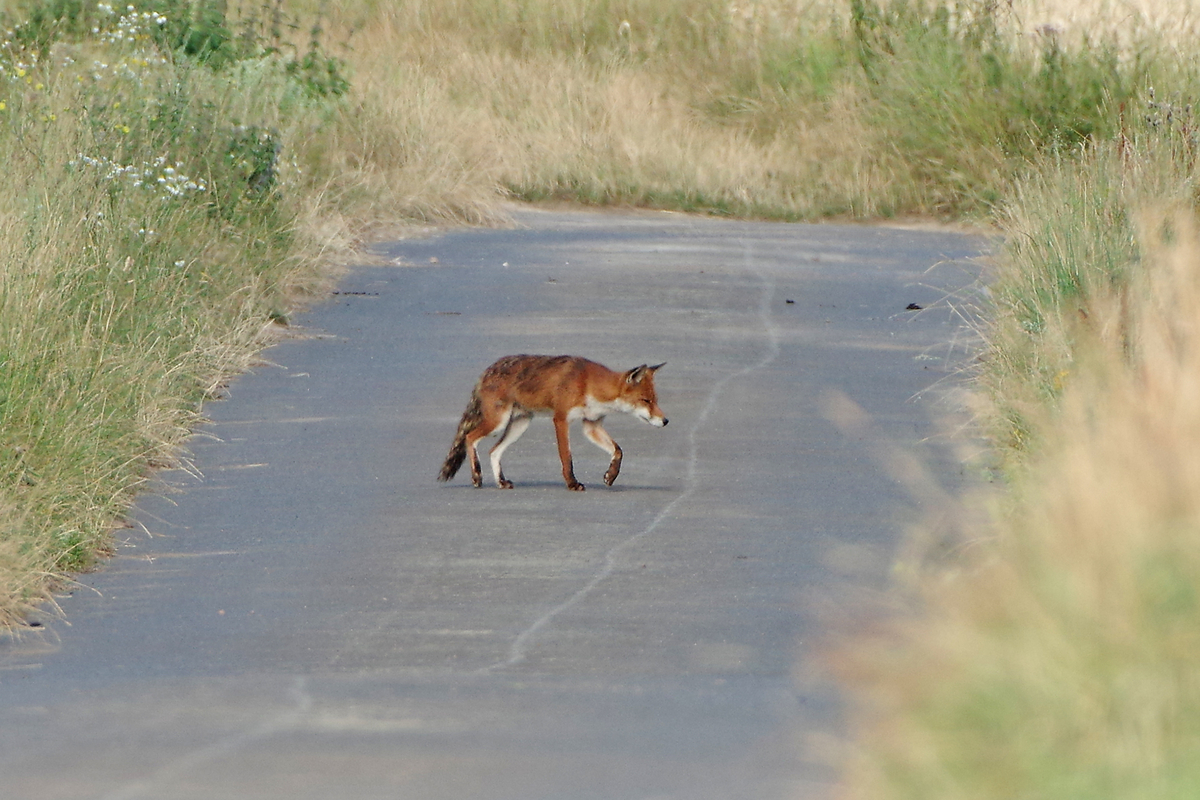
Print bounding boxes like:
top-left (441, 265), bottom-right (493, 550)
top-left (582, 419), bottom-right (623, 487)
top-left (464, 431), bottom-right (486, 488)
top-left (464, 402), bottom-right (514, 488)
top-left (490, 410), bottom-right (533, 489)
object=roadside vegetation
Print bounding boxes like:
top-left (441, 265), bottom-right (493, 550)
top-left (838, 150), bottom-right (1200, 796)
top-left (2, 0), bottom-right (1199, 794)
top-left (319, 0), bottom-right (1182, 221)
top-left (0, 0), bottom-right (354, 622)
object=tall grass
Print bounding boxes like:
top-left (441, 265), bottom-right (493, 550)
top-left (836, 209), bottom-right (1200, 799)
top-left (980, 96), bottom-right (1200, 463)
top-left (833, 75), bottom-right (1200, 800)
top-left (0, 0), bottom-right (359, 623)
top-left (321, 0), bottom-right (1185, 220)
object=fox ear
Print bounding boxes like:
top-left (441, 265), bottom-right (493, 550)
top-left (648, 362), bottom-right (665, 373)
top-left (627, 363), bottom-right (665, 384)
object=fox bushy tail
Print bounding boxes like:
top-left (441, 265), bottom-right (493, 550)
top-left (438, 387), bottom-right (484, 482)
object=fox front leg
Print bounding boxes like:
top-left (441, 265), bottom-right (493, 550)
top-left (582, 419), bottom-right (622, 487)
top-left (553, 415), bottom-right (585, 491)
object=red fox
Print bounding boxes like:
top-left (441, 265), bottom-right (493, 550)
top-left (438, 355), bottom-right (668, 491)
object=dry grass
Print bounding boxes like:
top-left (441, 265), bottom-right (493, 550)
top-left (835, 210), bottom-right (1200, 799)
top-left (1011, 0), bottom-right (1200, 40)
top-left (319, 2), bottom-right (907, 221)
top-left (313, 0), bottom-right (1200, 224)
top-left (314, 0), bottom-right (1009, 220)
top-left (433, 49), bottom-right (898, 217)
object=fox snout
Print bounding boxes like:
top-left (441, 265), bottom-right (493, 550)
top-left (635, 407), bottom-right (668, 427)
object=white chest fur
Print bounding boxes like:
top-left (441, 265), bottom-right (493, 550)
top-left (567, 396), bottom-right (634, 422)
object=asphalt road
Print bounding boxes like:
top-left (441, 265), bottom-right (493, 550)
top-left (0, 208), bottom-right (986, 799)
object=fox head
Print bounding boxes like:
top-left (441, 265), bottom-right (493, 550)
top-left (623, 363), bottom-right (668, 427)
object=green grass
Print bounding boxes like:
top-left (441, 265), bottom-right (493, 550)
top-left (980, 98), bottom-right (1200, 465)
top-left (831, 29), bottom-right (1200, 800)
top-left (0, 0), bottom-right (353, 621)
